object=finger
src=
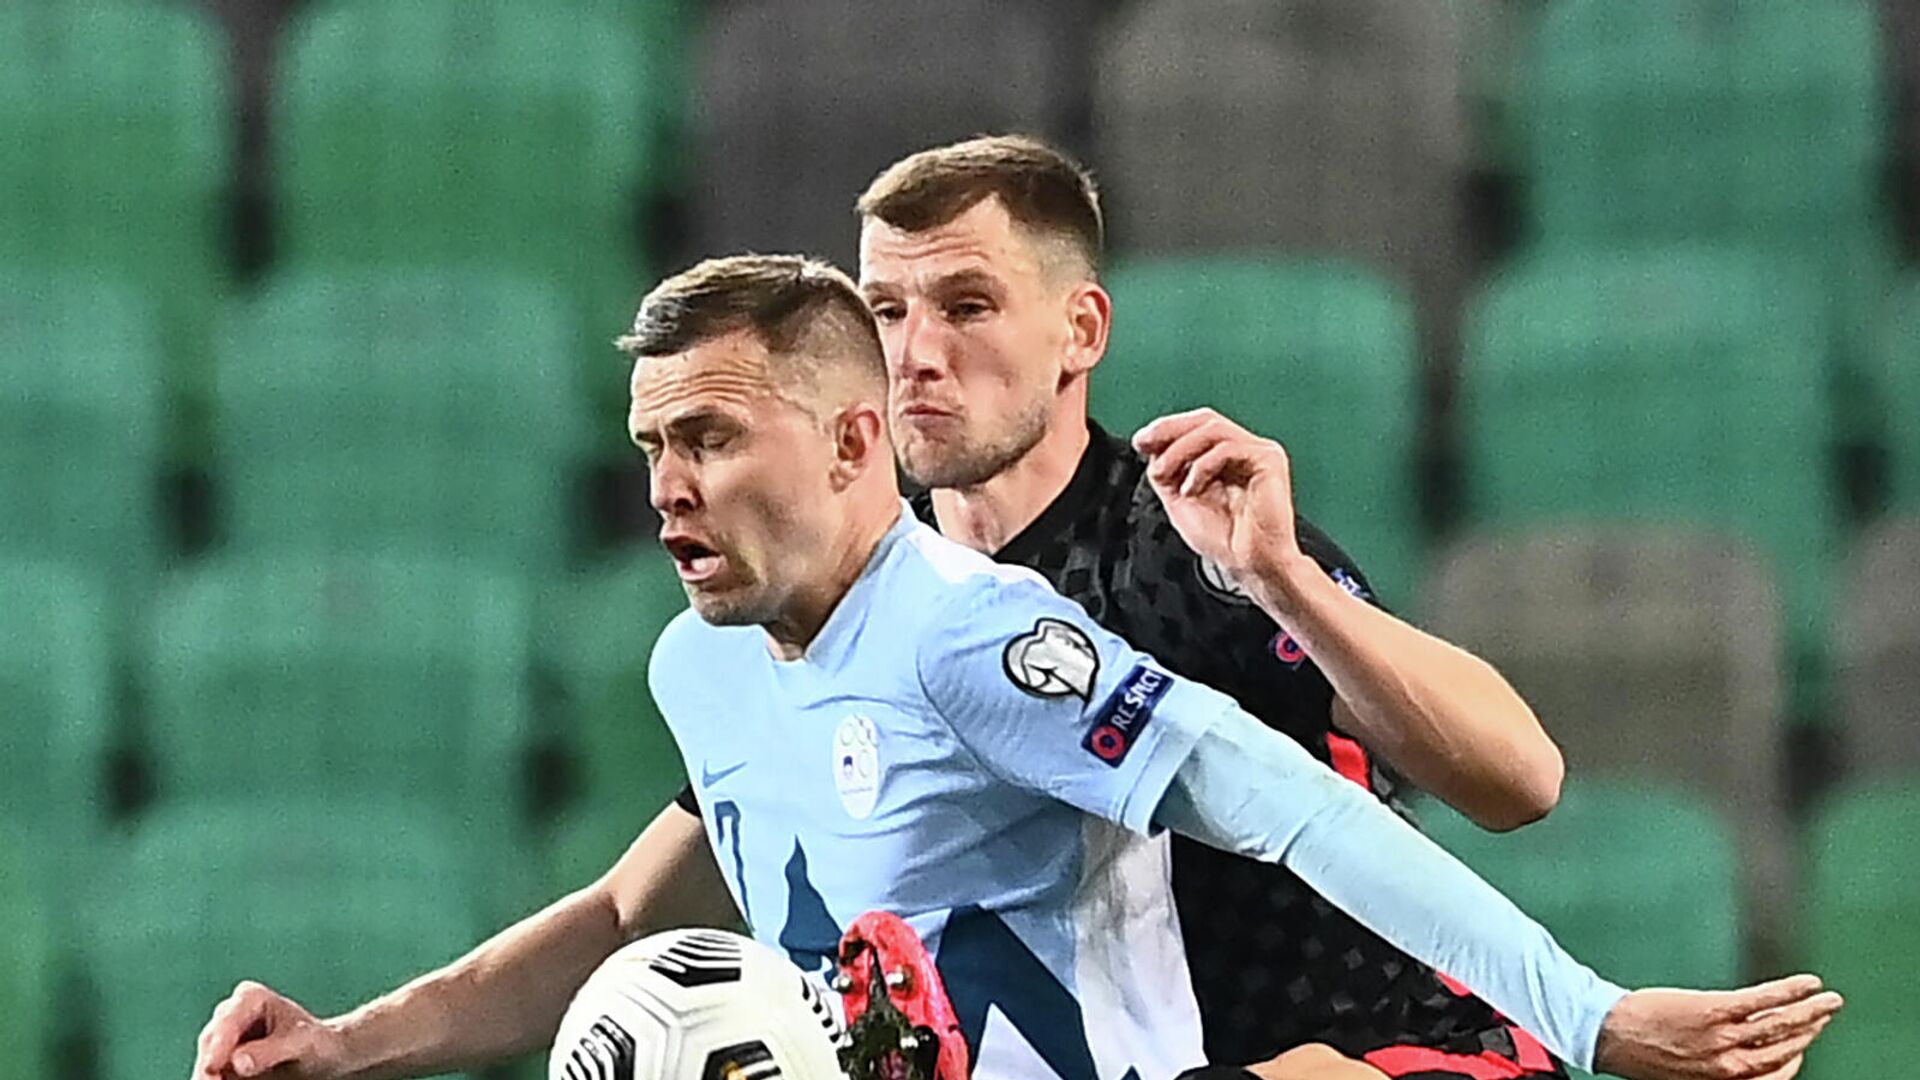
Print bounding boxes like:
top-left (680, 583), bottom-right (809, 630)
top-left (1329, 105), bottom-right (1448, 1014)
top-left (1746, 1052), bottom-right (1804, 1080)
top-left (1734, 991), bottom-right (1843, 1044)
top-left (1145, 420), bottom-right (1241, 489)
top-left (1132, 409), bottom-right (1221, 456)
top-left (1179, 441), bottom-right (1250, 497)
top-left (1735, 1017), bottom-right (1828, 1073)
top-left (1712, 974), bottom-right (1825, 1022)
top-left (198, 991), bottom-right (266, 1074)
top-left (232, 1031), bottom-right (302, 1079)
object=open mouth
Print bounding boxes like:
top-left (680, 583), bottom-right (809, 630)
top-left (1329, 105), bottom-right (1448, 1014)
top-left (663, 535), bottom-right (725, 583)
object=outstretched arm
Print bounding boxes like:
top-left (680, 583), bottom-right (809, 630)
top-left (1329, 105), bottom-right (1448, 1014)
top-left (1154, 713), bottom-right (1839, 1080)
top-left (192, 802), bottom-right (733, 1080)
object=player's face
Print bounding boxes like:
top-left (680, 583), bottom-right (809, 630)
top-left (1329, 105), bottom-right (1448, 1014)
top-left (859, 199), bottom-right (1071, 489)
top-left (629, 332), bottom-right (839, 627)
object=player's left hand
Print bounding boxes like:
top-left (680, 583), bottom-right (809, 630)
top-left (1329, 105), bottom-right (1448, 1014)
top-left (1593, 974), bottom-right (1844, 1080)
top-left (1134, 408), bottom-right (1305, 596)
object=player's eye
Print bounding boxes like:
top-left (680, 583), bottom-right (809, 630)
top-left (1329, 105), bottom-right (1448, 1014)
top-left (947, 299), bottom-right (991, 321)
top-left (688, 429), bottom-right (735, 459)
top-left (868, 302), bottom-right (905, 324)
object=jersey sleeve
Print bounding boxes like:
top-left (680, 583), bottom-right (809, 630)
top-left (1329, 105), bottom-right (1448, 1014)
top-left (1154, 710), bottom-right (1627, 1070)
top-left (916, 572), bottom-right (1234, 834)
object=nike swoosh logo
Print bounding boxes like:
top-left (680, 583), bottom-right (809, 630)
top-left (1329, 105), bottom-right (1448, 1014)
top-left (701, 760), bottom-right (747, 787)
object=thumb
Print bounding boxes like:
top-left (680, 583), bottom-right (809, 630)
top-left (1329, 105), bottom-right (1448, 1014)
top-left (232, 1030), bottom-right (305, 1078)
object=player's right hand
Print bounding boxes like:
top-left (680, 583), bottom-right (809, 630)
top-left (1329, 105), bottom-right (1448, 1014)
top-left (1593, 974), bottom-right (1843, 1080)
top-left (192, 980), bottom-right (349, 1080)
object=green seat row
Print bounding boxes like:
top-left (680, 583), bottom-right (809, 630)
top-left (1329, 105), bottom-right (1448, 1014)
top-left (1515, 0), bottom-right (1895, 362)
top-left (1461, 245), bottom-right (1838, 715)
top-left (82, 801), bottom-right (489, 1080)
top-left (538, 550), bottom-right (690, 892)
top-left (1803, 784), bottom-right (1920, 1079)
top-left (214, 268), bottom-right (590, 571)
top-left (0, 0), bottom-right (230, 449)
top-left (277, 0), bottom-right (683, 420)
top-left (1096, 257), bottom-right (1424, 604)
top-left (0, 0), bottom-right (688, 453)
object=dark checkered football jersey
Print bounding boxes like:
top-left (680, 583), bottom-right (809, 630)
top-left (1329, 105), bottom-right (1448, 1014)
top-left (911, 425), bottom-right (1566, 1076)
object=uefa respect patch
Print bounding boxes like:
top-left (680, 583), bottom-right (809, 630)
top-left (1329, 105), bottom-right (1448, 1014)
top-left (1083, 663), bottom-right (1173, 767)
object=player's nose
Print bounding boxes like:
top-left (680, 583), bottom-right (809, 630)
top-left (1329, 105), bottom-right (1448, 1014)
top-left (892, 307), bottom-right (951, 382)
top-left (648, 453), bottom-right (700, 515)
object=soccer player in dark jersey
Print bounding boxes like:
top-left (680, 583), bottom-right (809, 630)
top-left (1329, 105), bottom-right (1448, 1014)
top-left (847, 133), bottom-right (1719, 1080)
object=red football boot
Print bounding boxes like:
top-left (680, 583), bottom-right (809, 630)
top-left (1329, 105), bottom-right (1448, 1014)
top-left (832, 911), bottom-right (970, 1080)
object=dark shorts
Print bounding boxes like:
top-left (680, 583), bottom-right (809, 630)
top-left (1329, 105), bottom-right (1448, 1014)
top-left (1356, 1021), bottom-right (1564, 1079)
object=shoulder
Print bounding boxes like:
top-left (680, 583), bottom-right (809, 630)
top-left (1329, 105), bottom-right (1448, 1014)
top-left (897, 520), bottom-right (1056, 599)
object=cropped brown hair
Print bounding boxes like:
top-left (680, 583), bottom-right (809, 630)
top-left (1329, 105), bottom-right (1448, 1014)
top-left (857, 134), bottom-right (1104, 275)
top-left (617, 255), bottom-right (884, 394)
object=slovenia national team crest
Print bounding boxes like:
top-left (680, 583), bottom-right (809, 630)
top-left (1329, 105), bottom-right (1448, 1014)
top-left (1002, 617), bottom-right (1100, 701)
top-left (833, 714), bottom-right (881, 819)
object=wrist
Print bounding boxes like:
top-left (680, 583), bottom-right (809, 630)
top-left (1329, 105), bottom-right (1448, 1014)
top-left (322, 1011), bottom-right (380, 1080)
top-left (1247, 546), bottom-right (1326, 622)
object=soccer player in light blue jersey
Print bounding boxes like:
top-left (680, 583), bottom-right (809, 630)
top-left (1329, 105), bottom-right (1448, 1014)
top-left (192, 254), bottom-right (1840, 1080)
top-left (623, 255), bottom-right (1839, 1080)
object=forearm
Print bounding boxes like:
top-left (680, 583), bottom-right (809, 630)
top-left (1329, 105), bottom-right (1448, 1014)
top-left (1154, 717), bottom-right (1625, 1071)
top-left (1252, 553), bottom-right (1562, 829)
top-left (332, 805), bottom-right (730, 1080)
top-left (330, 885), bottom-right (628, 1080)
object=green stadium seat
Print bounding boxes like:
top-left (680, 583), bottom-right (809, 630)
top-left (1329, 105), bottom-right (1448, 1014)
top-left (539, 549), bottom-right (689, 890)
top-left (275, 0), bottom-right (669, 415)
top-left (84, 801), bottom-right (484, 1080)
top-left (0, 832), bottom-right (56, 1080)
top-left (0, 2), bottom-right (231, 445)
top-left (1836, 519), bottom-right (1920, 778)
top-left (1803, 783), bottom-right (1920, 1080)
top-left (1460, 247), bottom-right (1837, 715)
top-left (1097, 257), bottom-right (1423, 602)
top-left (1876, 276), bottom-right (1920, 510)
top-left (0, 561), bottom-right (116, 892)
top-left (213, 269), bottom-right (585, 570)
top-left (143, 554), bottom-right (536, 858)
top-left (1420, 780), bottom-right (1744, 1000)
top-left (1424, 525), bottom-right (1793, 963)
top-left (0, 272), bottom-right (167, 595)
top-left (1520, 0), bottom-right (1885, 242)
top-left (1517, 0), bottom-right (1893, 351)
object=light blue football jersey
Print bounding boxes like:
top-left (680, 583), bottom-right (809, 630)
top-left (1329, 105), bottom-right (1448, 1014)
top-left (649, 505), bottom-right (1235, 1080)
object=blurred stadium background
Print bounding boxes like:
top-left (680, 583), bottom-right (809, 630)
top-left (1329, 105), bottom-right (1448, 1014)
top-left (2, 0), bottom-right (1917, 1077)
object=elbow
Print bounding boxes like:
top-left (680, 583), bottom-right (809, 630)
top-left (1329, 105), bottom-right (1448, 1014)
top-left (1476, 745), bottom-right (1565, 833)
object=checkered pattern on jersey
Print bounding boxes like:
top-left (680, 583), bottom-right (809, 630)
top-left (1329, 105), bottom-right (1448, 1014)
top-left (934, 426), bottom-right (1565, 1076)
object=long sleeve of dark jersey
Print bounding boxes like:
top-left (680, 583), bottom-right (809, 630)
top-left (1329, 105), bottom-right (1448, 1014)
top-left (1152, 710), bottom-right (1627, 1072)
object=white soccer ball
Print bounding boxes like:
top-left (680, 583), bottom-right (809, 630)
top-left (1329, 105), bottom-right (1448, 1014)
top-left (549, 928), bottom-right (847, 1080)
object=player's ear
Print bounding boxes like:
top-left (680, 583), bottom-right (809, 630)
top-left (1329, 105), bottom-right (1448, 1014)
top-left (1061, 281), bottom-right (1110, 379)
top-left (828, 401), bottom-right (887, 490)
